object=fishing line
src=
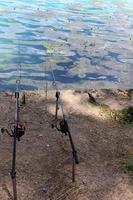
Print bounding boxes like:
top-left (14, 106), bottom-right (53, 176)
top-left (49, 62), bottom-right (66, 119)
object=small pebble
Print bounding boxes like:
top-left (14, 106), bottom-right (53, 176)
top-left (42, 187), bottom-right (47, 193)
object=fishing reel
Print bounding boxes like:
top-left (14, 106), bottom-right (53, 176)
top-left (12, 123), bottom-right (25, 141)
top-left (51, 119), bottom-right (68, 136)
top-left (1, 123), bottom-right (25, 141)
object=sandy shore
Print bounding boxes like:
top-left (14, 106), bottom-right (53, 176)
top-left (0, 89), bottom-right (133, 200)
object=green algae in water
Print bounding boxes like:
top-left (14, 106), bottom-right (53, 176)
top-left (0, 0), bottom-right (133, 90)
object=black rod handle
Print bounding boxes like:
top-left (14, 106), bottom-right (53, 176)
top-left (64, 120), bottom-right (79, 164)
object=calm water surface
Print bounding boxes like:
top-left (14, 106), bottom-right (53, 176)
top-left (0, 0), bottom-right (133, 90)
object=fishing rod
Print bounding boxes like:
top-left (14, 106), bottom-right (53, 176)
top-left (1, 80), bottom-right (25, 200)
top-left (49, 65), bottom-right (79, 182)
top-left (17, 39), bottom-right (26, 106)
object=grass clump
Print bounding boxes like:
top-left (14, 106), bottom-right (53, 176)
top-left (97, 103), bottom-right (133, 123)
top-left (88, 92), bottom-right (133, 123)
top-left (110, 106), bottom-right (133, 123)
top-left (120, 159), bottom-right (133, 175)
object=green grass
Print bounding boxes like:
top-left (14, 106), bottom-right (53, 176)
top-left (96, 102), bottom-right (133, 123)
top-left (88, 92), bottom-right (133, 123)
top-left (110, 107), bottom-right (133, 123)
top-left (120, 159), bottom-right (133, 175)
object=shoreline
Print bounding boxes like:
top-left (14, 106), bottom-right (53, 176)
top-left (0, 88), bottom-right (132, 200)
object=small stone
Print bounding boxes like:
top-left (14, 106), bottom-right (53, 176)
top-left (82, 180), bottom-right (87, 185)
top-left (42, 187), bottom-right (47, 193)
top-left (39, 134), bottom-right (43, 137)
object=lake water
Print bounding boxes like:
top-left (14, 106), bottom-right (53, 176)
top-left (0, 0), bottom-right (133, 91)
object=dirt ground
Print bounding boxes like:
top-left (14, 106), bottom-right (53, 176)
top-left (0, 89), bottom-right (133, 200)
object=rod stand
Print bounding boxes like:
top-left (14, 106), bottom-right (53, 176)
top-left (11, 171), bottom-right (17, 200)
top-left (72, 153), bottom-right (76, 182)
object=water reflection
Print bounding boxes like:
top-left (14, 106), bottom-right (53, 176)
top-left (0, 0), bottom-right (133, 90)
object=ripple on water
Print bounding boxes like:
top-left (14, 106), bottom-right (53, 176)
top-left (0, 0), bottom-right (133, 90)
